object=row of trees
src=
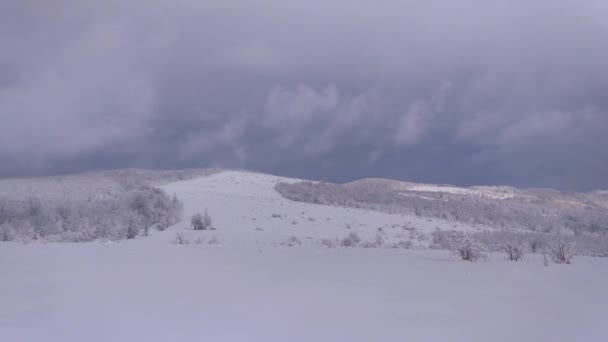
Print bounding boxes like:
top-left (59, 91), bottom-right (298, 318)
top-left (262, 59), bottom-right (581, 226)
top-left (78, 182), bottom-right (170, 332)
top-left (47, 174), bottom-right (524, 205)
top-left (0, 183), bottom-right (183, 242)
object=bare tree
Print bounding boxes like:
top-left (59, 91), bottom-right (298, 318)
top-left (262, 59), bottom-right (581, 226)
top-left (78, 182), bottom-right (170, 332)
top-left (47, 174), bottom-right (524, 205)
top-left (503, 241), bottom-right (525, 261)
top-left (549, 239), bottom-right (576, 264)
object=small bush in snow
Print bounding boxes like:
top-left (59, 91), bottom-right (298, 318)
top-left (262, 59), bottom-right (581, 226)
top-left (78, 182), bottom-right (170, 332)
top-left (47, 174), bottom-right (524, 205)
top-left (174, 232), bottom-right (189, 245)
top-left (503, 241), bottom-right (525, 261)
top-left (271, 213), bottom-right (282, 218)
top-left (432, 229), bottom-right (463, 250)
top-left (319, 238), bottom-right (338, 248)
top-left (361, 234), bottom-right (384, 248)
top-left (207, 235), bottom-right (220, 245)
top-left (191, 213), bottom-right (203, 230)
top-left (529, 239), bottom-right (545, 253)
top-left (390, 240), bottom-right (414, 249)
top-left (0, 224), bottom-right (14, 242)
top-left (191, 210), bottom-right (212, 230)
top-left (452, 238), bottom-right (486, 262)
top-left (341, 231), bottom-right (361, 247)
top-left (282, 236), bottom-right (302, 247)
top-left (549, 239), bottom-right (576, 264)
top-left (126, 215), bottom-right (140, 239)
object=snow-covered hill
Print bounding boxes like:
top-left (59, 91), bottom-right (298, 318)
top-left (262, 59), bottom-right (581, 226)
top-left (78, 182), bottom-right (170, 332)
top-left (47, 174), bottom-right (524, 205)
top-left (157, 170), bottom-right (483, 249)
top-left (1, 170), bottom-right (608, 341)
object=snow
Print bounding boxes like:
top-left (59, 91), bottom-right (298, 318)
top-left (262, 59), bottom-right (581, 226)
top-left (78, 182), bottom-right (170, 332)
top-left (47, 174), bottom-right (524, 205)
top-left (159, 171), bottom-right (483, 249)
top-left (1, 170), bottom-right (607, 341)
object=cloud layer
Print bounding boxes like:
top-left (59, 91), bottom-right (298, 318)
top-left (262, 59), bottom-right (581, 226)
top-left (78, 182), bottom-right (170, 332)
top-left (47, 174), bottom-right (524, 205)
top-left (1, 0), bottom-right (607, 190)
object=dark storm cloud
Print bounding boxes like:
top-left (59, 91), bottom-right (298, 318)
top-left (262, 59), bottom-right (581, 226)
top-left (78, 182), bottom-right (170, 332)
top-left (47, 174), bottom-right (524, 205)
top-left (1, 0), bottom-right (607, 190)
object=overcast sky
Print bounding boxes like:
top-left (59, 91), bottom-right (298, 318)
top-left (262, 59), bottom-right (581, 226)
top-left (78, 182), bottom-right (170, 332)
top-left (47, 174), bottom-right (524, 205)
top-left (1, 0), bottom-right (607, 190)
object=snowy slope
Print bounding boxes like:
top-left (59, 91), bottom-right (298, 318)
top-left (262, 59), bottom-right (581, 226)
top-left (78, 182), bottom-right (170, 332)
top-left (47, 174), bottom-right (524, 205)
top-left (157, 171), bottom-right (483, 248)
top-left (1, 170), bottom-right (607, 342)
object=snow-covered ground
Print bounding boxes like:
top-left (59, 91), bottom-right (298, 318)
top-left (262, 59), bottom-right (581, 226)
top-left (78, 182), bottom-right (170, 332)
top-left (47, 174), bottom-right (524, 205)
top-left (1, 170), bottom-right (607, 341)
top-left (159, 171), bottom-right (483, 249)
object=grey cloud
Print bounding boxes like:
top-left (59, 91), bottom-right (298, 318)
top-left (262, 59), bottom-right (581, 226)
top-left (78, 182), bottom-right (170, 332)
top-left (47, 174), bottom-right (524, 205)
top-left (0, 0), bottom-right (607, 190)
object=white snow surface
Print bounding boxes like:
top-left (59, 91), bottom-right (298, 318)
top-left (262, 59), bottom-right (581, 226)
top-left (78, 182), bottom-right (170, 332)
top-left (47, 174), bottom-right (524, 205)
top-left (1, 170), bottom-right (607, 341)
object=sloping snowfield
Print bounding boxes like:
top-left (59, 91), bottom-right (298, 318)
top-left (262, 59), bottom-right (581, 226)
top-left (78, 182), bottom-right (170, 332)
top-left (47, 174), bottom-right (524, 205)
top-left (1, 171), bottom-right (607, 341)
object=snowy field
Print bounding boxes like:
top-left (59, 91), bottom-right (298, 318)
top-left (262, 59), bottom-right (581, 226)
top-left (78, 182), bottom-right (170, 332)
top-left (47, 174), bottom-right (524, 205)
top-left (1, 171), bottom-right (607, 341)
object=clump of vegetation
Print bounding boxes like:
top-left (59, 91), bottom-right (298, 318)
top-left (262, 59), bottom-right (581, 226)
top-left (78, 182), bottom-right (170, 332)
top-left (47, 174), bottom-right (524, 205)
top-left (191, 210), bottom-right (212, 230)
top-left (452, 237), bottom-right (486, 262)
top-left (282, 236), bottom-right (302, 247)
top-left (174, 232), bottom-right (189, 245)
top-left (341, 231), bottom-right (361, 247)
top-left (549, 239), bottom-right (576, 264)
top-left (319, 238), bottom-right (338, 248)
top-left (361, 234), bottom-right (384, 248)
top-left (0, 181), bottom-right (183, 242)
top-left (503, 241), bottom-right (525, 261)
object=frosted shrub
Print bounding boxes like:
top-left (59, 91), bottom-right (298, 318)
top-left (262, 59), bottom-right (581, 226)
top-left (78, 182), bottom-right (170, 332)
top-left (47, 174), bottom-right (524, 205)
top-left (203, 210), bottom-right (213, 230)
top-left (390, 240), bottom-right (413, 249)
top-left (503, 241), bottom-right (525, 261)
top-left (361, 234), bottom-right (384, 248)
top-left (431, 229), bottom-right (464, 250)
top-left (191, 210), bottom-right (212, 230)
top-left (0, 224), bottom-right (14, 242)
top-left (174, 232), bottom-right (189, 245)
top-left (191, 213), bottom-right (203, 230)
top-left (282, 236), bottom-right (302, 246)
top-left (452, 238), bottom-right (486, 262)
top-left (319, 238), bottom-right (338, 248)
top-left (550, 239), bottom-right (576, 264)
top-left (126, 215), bottom-right (140, 239)
top-left (341, 231), bottom-right (361, 247)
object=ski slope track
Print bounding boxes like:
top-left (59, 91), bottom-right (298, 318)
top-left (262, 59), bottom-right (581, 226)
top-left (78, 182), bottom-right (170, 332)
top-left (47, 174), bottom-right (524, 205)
top-left (1, 170), bottom-right (607, 341)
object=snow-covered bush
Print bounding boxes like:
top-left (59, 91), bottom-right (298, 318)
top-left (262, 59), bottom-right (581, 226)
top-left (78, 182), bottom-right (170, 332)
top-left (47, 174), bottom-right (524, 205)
top-left (341, 231), bottom-right (361, 247)
top-left (0, 224), bottom-right (14, 242)
top-left (191, 213), bottom-right (204, 230)
top-left (503, 241), bottom-right (525, 261)
top-left (282, 236), bottom-right (302, 246)
top-left (452, 237), bottom-right (486, 262)
top-left (174, 232), bottom-right (189, 245)
top-left (549, 239), bottom-right (576, 264)
top-left (389, 240), bottom-right (413, 249)
top-left (191, 210), bottom-right (212, 231)
top-left (207, 236), bottom-right (220, 245)
top-left (319, 238), bottom-right (338, 248)
top-left (361, 234), bottom-right (384, 248)
top-left (431, 229), bottom-right (463, 250)
top-left (126, 214), bottom-right (141, 239)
